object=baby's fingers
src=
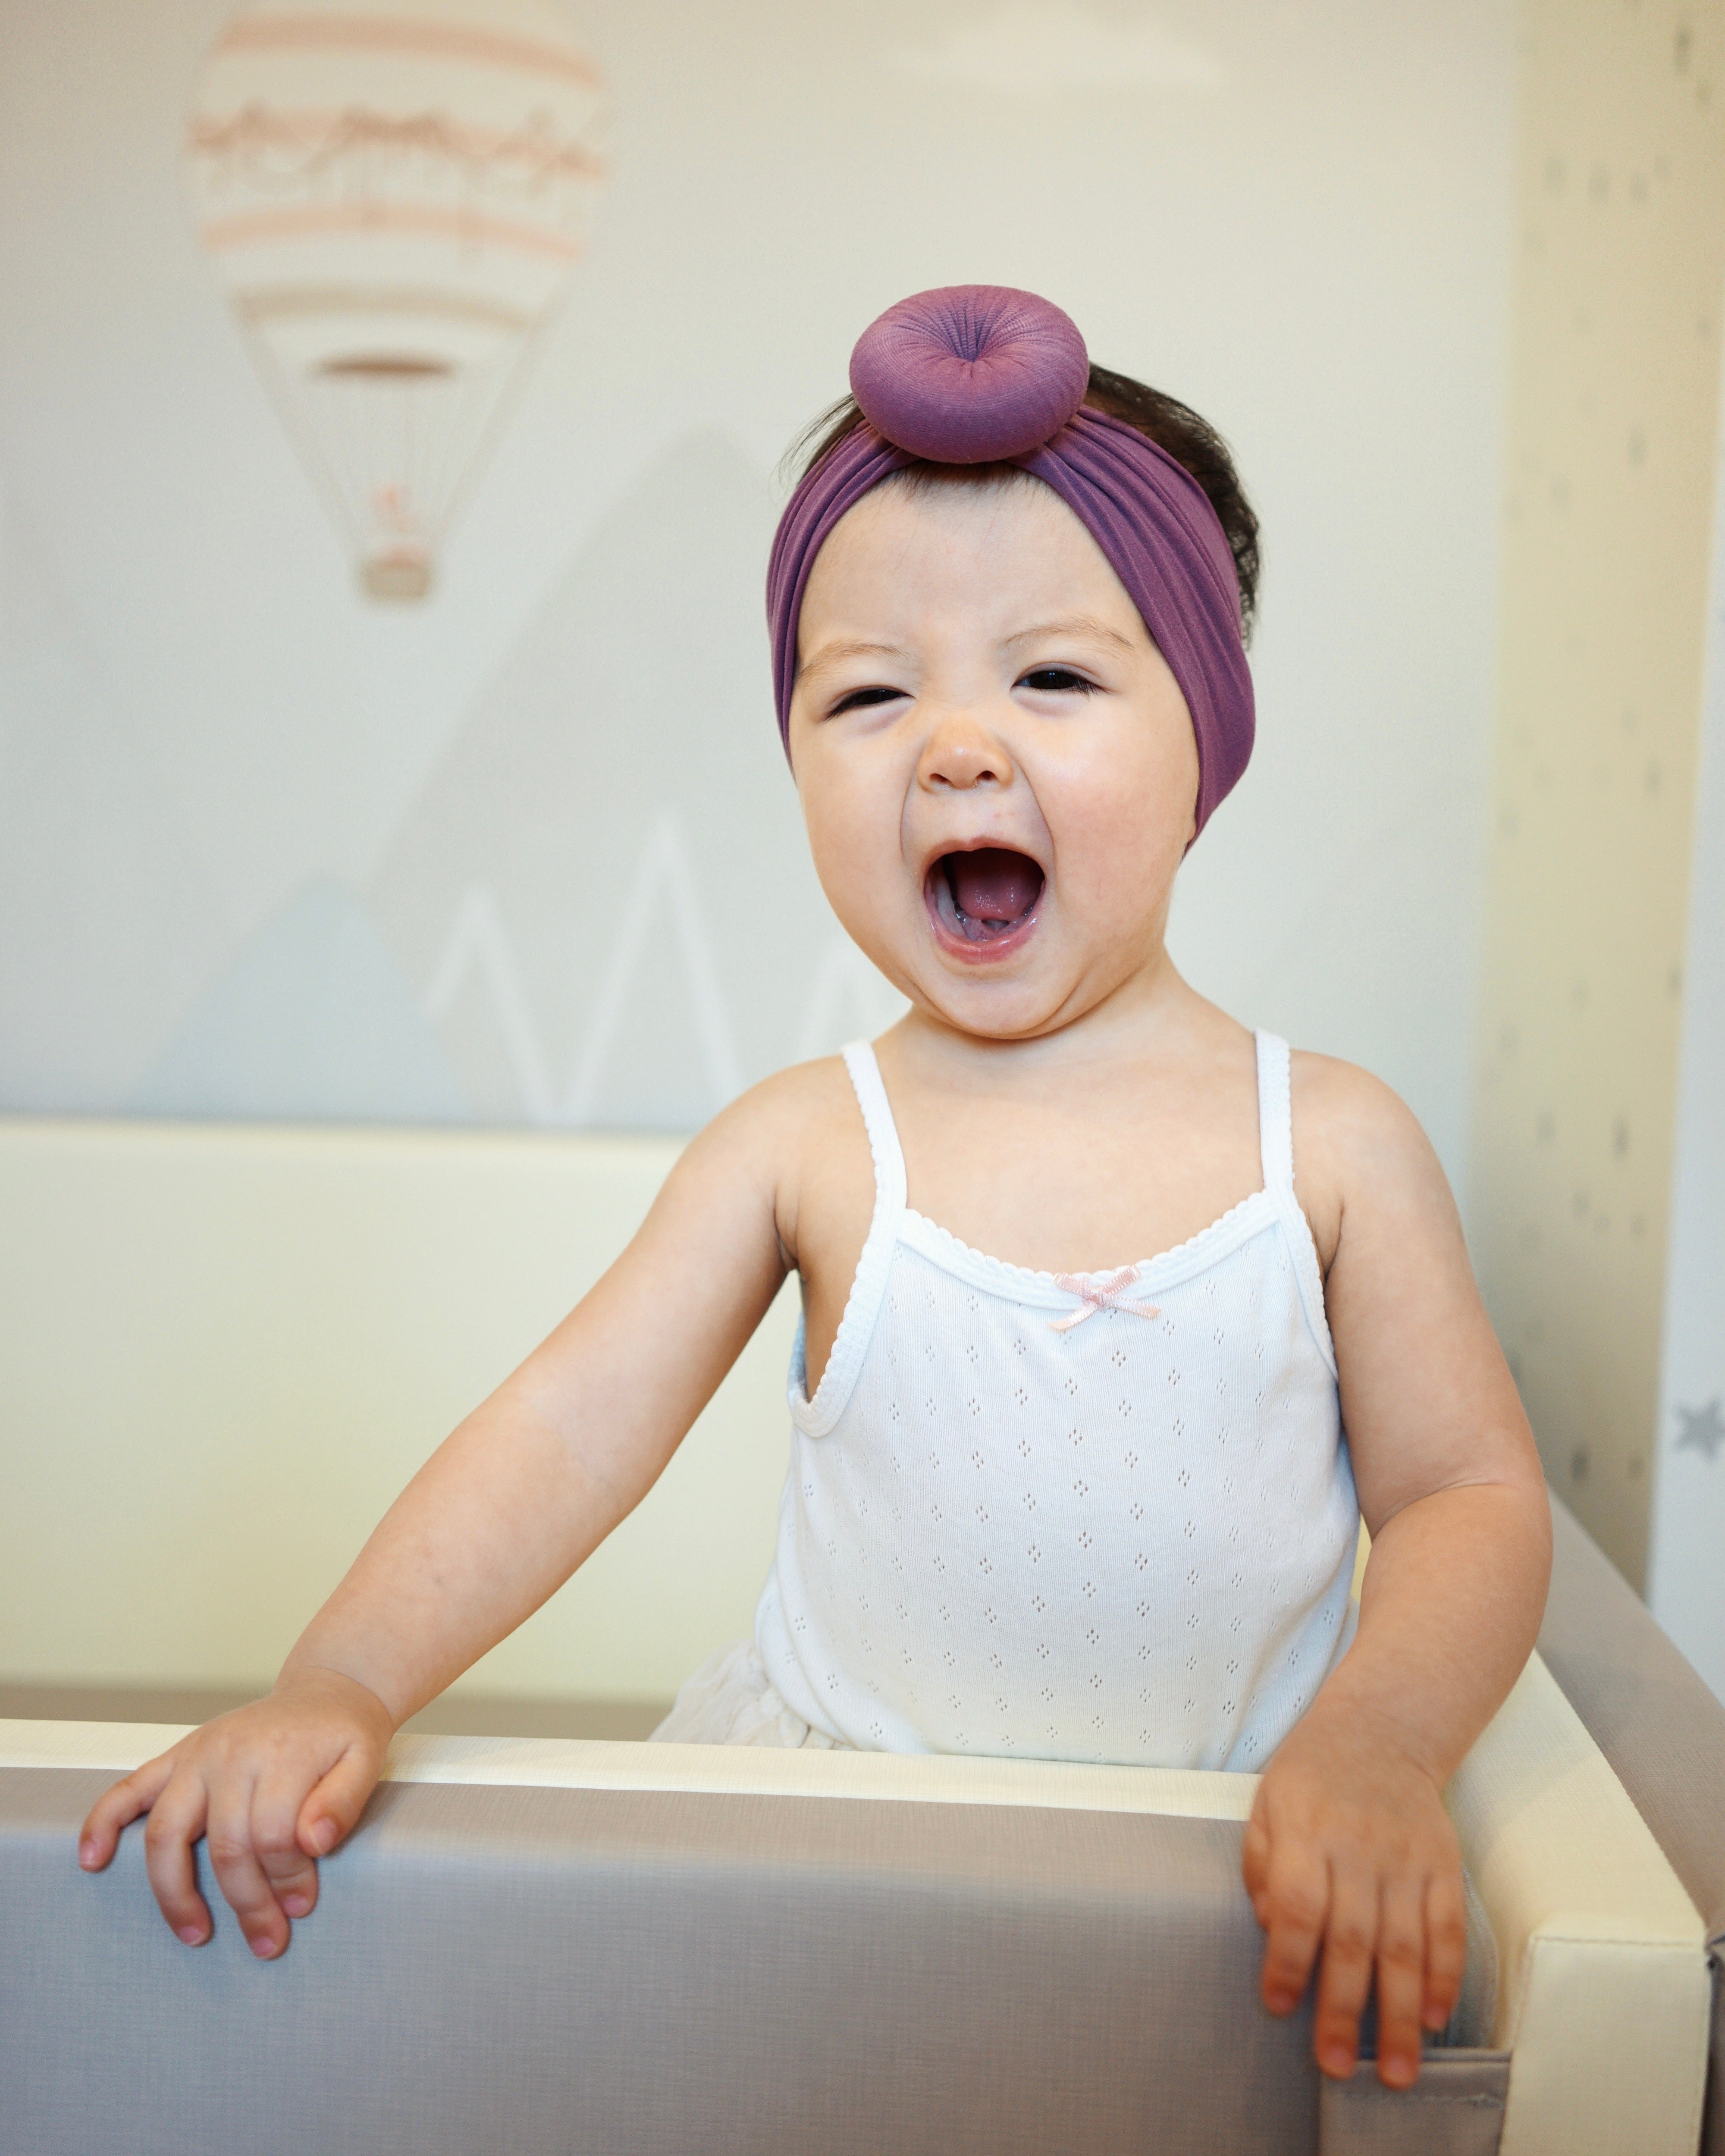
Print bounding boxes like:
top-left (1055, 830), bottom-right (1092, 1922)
top-left (141, 1772), bottom-right (216, 1945)
top-left (1422, 1868), bottom-right (1469, 2033)
top-left (1372, 1876), bottom-right (1429, 2089)
top-left (1241, 1809), bottom-right (1271, 1922)
top-left (1312, 1869), bottom-right (1379, 2080)
top-left (207, 1780), bottom-right (291, 1959)
top-left (296, 1739), bottom-right (383, 1863)
top-left (251, 1768), bottom-right (323, 1924)
top-left (1258, 1842), bottom-right (1331, 2019)
top-left (78, 1751), bottom-right (177, 1872)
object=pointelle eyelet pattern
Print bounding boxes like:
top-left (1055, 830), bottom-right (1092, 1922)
top-left (754, 1032), bottom-right (1358, 1768)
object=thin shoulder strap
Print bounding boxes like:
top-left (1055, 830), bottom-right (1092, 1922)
top-left (1254, 1030), bottom-right (1338, 1379)
top-left (790, 1042), bottom-right (907, 1436)
top-left (841, 1040), bottom-right (908, 1216)
top-left (1254, 1031), bottom-right (1295, 1194)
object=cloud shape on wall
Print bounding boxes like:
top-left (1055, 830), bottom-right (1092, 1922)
top-left (889, 4), bottom-right (1222, 94)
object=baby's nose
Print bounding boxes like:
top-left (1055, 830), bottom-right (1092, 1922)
top-left (918, 720), bottom-right (1016, 792)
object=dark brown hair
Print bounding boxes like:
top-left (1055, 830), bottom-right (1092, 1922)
top-left (786, 365), bottom-right (1262, 640)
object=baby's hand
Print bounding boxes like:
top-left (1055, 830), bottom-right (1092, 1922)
top-left (77, 1669), bottom-right (393, 1959)
top-left (1242, 1705), bottom-right (1467, 2088)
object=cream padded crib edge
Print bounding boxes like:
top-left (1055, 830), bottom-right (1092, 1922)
top-left (1444, 1654), bottom-right (1709, 2156)
top-left (0, 1720), bottom-right (1258, 1822)
top-left (7, 1655), bottom-right (1711, 2150)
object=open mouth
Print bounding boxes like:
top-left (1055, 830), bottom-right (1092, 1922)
top-left (925, 847), bottom-right (1046, 952)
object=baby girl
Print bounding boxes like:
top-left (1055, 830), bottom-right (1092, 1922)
top-left (80, 286), bottom-right (1551, 2091)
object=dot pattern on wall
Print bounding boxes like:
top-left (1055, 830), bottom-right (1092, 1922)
top-left (1674, 1399), bottom-right (1725, 1464)
top-left (1471, 0), bottom-right (1725, 1586)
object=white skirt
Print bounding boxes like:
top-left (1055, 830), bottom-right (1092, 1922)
top-left (649, 1639), bottom-right (853, 1750)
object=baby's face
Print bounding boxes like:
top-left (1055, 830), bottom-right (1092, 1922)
top-left (788, 473), bottom-right (1200, 1040)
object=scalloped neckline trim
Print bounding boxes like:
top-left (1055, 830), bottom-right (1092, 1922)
top-left (792, 1181), bottom-right (1286, 1427)
top-left (898, 1185), bottom-right (1278, 1297)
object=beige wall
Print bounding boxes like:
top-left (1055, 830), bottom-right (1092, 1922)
top-left (1471, 0), bottom-right (1725, 1584)
top-left (0, 1119), bottom-right (799, 1702)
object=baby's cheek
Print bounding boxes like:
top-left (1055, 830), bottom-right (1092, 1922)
top-left (1057, 796), bottom-right (1182, 931)
top-left (1052, 709), bottom-right (1191, 856)
top-left (800, 778), bottom-right (903, 939)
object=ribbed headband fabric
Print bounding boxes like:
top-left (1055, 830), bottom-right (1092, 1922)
top-left (767, 285), bottom-right (1255, 837)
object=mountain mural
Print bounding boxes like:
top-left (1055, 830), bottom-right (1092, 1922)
top-left (2, 430), bottom-right (903, 1133)
top-left (369, 428), bottom-right (903, 1130)
top-left (132, 878), bottom-right (468, 1123)
top-left (0, 473), bottom-right (220, 1111)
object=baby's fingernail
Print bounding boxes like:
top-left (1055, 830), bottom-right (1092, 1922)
top-left (177, 1924), bottom-right (205, 1946)
top-left (308, 1819), bottom-right (336, 1855)
top-left (250, 1933), bottom-right (279, 1959)
top-left (78, 1839), bottom-right (97, 1868)
top-left (282, 1893), bottom-right (310, 1918)
top-left (1321, 2044), bottom-right (1354, 2077)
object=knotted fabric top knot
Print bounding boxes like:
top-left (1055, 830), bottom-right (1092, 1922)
top-left (847, 285), bottom-right (1091, 464)
top-left (769, 286), bottom-right (1256, 839)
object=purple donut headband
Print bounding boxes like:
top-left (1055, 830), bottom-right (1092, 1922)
top-left (766, 285), bottom-right (1255, 837)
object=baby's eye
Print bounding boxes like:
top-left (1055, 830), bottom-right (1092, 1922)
top-left (829, 683), bottom-right (906, 716)
top-left (1017, 666), bottom-right (1096, 695)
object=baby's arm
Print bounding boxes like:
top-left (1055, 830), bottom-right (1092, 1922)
top-left (78, 1076), bottom-right (803, 1956)
top-left (1242, 1059), bottom-right (1551, 2090)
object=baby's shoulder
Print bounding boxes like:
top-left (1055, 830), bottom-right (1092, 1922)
top-left (692, 1054), bottom-right (871, 1253)
top-left (1286, 1050), bottom-right (1449, 1269)
top-left (691, 1054), bottom-right (859, 1169)
top-left (1288, 1048), bottom-right (1423, 1143)
top-left (722, 1053), bottom-right (861, 1141)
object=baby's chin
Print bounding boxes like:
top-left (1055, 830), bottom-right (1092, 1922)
top-left (906, 913), bottom-right (1170, 1044)
top-left (898, 933), bottom-right (1102, 1044)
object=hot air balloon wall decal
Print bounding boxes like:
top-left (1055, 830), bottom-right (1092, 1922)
top-left (185, 0), bottom-right (606, 600)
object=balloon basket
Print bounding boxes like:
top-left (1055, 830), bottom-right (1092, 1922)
top-left (361, 552), bottom-right (433, 602)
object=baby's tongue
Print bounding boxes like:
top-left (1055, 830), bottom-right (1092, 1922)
top-left (949, 848), bottom-right (1041, 923)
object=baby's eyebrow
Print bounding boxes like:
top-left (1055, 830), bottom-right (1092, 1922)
top-left (799, 638), bottom-right (913, 681)
top-left (1005, 614), bottom-right (1137, 653)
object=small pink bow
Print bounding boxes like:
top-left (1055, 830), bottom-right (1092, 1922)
top-left (1048, 1264), bottom-right (1160, 1333)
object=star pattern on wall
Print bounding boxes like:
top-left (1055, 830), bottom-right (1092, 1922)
top-left (1674, 1398), bottom-right (1725, 1463)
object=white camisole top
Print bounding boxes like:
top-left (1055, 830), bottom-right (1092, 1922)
top-left (753, 1032), bottom-right (1360, 1769)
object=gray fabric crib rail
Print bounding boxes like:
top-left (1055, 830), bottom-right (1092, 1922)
top-left (2, 1496), bottom-right (1716, 2156)
top-left (5, 1752), bottom-right (1502, 2156)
